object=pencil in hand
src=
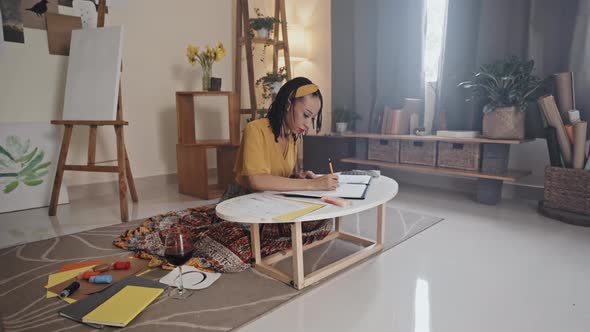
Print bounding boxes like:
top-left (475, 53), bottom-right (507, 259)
top-left (328, 158), bottom-right (335, 174)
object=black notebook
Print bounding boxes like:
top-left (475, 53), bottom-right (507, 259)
top-left (59, 276), bottom-right (167, 328)
top-left (279, 175), bottom-right (372, 200)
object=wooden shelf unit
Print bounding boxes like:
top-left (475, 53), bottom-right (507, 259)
top-left (175, 91), bottom-right (239, 199)
top-left (341, 158), bottom-right (531, 182)
top-left (335, 133), bottom-right (533, 145)
top-left (303, 134), bottom-right (535, 205)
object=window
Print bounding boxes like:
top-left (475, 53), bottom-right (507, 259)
top-left (423, 0), bottom-right (448, 133)
top-left (424, 0), bottom-right (448, 83)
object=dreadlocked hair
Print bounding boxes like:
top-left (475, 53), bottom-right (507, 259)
top-left (266, 77), bottom-right (323, 143)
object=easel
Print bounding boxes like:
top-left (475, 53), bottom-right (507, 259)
top-left (48, 0), bottom-right (137, 222)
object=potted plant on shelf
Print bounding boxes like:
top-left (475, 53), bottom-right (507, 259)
top-left (255, 67), bottom-right (288, 100)
top-left (458, 55), bottom-right (544, 139)
top-left (250, 8), bottom-right (280, 39)
top-left (333, 107), bottom-right (361, 134)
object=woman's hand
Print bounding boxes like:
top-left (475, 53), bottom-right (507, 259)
top-left (298, 170), bottom-right (317, 179)
top-left (311, 174), bottom-right (339, 190)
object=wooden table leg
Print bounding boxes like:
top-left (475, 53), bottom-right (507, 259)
top-left (49, 125), bottom-right (73, 216)
top-left (250, 224), bottom-right (261, 264)
top-left (291, 222), bottom-right (304, 289)
top-left (335, 216), bottom-right (342, 232)
top-left (115, 125), bottom-right (128, 222)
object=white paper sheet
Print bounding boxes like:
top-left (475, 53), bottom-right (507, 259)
top-left (337, 174), bottom-right (371, 184)
top-left (160, 266), bottom-right (220, 290)
top-left (220, 195), bottom-right (316, 221)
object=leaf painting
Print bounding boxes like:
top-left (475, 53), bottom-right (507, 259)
top-left (0, 135), bottom-right (51, 194)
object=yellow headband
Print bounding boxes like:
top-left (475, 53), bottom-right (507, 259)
top-left (295, 84), bottom-right (319, 98)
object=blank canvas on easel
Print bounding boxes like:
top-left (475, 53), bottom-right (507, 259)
top-left (62, 26), bottom-right (123, 121)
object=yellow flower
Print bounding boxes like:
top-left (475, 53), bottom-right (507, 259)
top-left (186, 42), bottom-right (225, 66)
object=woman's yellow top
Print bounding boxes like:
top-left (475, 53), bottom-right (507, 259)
top-left (234, 118), bottom-right (297, 188)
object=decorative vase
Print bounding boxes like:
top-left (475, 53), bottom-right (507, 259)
top-left (202, 66), bottom-right (212, 91)
top-left (336, 122), bottom-right (348, 134)
top-left (482, 106), bottom-right (525, 139)
top-left (255, 28), bottom-right (270, 39)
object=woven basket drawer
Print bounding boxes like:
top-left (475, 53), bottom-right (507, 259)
top-left (437, 142), bottom-right (481, 171)
top-left (400, 140), bottom-right (437, 166)
top-left (368, 139), bottom-right (399, 163)
top-left (544, 166), bottom-right (590, 215)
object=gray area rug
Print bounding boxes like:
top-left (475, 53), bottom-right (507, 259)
top-left (0, 203), bottom-right (443, 332)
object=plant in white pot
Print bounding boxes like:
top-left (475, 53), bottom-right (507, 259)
top-left (459, 56), bottom-right (544, 139)
top-left (250, 8), bottom-right (280, 39)
top-left (333, 108), bottom-right (361, 134)
top-left (255, 67), bottom-right (288, 100)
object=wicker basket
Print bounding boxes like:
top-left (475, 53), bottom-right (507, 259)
top-left (400, 140), bottom-right (437, 166)
top-left (543, 166), bottom-right (590, 216)
top-left (437, 142), bottom-right (481, 171)
top-left (368, 139), bottom-right (399, 163)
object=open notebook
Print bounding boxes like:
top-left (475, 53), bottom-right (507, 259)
top-left (279, 174), bottom-right (372, 199)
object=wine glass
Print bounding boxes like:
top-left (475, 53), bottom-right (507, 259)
top-left (164, 228), bottom-right (194, 299)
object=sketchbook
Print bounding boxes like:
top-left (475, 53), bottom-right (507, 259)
top-left (280, 182), bottom-right (369, 200)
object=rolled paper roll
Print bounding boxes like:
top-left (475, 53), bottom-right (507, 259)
top-left (554, 72), bottom-right (575, 122)
top-left (568, 109), bottom-right (581, 123)
top-left (89, 275), bottom-right (113, 284)
top-left (565, 124), bottom-right (575, 144)
top-left (573, 121), bottom-right (587, 169)
top-left (538, 95), bottom-right (573, 167)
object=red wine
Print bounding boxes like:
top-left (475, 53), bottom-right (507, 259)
top-left (165, 250), bottom-right (194, 266)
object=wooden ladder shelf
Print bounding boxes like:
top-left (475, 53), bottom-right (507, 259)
top-left (235, 0), bottom-right (292, 120)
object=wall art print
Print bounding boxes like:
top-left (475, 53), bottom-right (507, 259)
top-left (0, 123), bottom-right (69, 213)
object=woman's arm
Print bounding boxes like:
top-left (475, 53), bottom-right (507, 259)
top-left (248, 173), bottom-right (338, 192)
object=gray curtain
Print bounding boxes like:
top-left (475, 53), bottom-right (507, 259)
top-left (438, 0), bottom-right (587, 138)
top-left (332, 0), bottom-right (425, 133)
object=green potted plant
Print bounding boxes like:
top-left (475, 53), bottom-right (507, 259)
top-left (458, 55), bottom-right (544, 139)
top-left (256, 67), bottom-right (288, 100)
top-left (246, 108), bottom-right (269, 123)
top-left (333, 107), bottom-right (361, 134)
top-left (250, 8), bottom-right (280, 39)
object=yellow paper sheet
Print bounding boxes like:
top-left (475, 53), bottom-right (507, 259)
top-left (273, 198), bottom-right (325, 222)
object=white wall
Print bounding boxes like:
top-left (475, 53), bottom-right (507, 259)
top-left (0, 0), bottom-right (331, 186)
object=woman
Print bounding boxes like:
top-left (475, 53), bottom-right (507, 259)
top-left (114, 77), bottom-right (338, 272)
top-left (229, 76), bottom-right (338, 195)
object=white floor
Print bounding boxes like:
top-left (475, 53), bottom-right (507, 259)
top-left (240, 185), bottom-right (590, 332)
top-left (1, 178), bottom-right (589, 331)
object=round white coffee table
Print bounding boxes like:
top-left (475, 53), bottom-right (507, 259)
top-left (215, 176), bottom-right (398, 289)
